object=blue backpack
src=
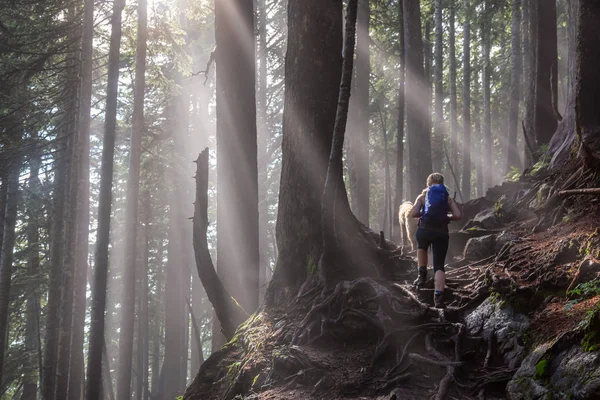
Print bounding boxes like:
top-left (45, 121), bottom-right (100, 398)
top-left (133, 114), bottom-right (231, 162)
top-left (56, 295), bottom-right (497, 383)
top-left (421, 184), bottom-right (450, 225)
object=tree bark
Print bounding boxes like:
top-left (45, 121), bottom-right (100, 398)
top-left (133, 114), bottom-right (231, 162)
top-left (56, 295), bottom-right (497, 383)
top-left (392, 0), bottom-right (406, 244)
top-left (348, 0), bottom-right (371, 226)
top-left (404, 0), bottom-right (432, 200)
top-left (68, 0), bottom-right (93, 397)
top-left (215, 0), bottom-right (259, 315)
top-left (461, 0), bottom-right (471, 200)
top-left (116, 0), bottom-right (147, 397)
top-left (522, 0), bottom-right (537, 166)
top-left (449, 0), bottom-right (459, 176)
top-left (265, 0), bottom-right (342, 305)
top-left (482, 1), bottom-right (493, 191)
top-left (433, 0), bottom-right (444, 174)
top-left (0, 157), bottom-right (21, 387)
top-left (193, 149), bottom-right (249, 339)
top-left (533, 0), bottom-right (558, 147)
top-left (506, 0), bottom-right (522, 172)
top-left (86, 0), bottom-right (126, 398)
top-left (23, 139), bottom-right (41, 400)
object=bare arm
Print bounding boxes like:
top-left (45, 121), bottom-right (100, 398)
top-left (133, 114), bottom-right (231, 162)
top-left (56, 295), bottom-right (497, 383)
top-left (410, 195), bottom-right (424, 218)
top-left (448, 197), bottom-right (462, 221)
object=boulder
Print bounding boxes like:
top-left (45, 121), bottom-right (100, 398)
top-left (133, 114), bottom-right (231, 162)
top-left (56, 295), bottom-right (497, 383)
top-left (466, 297), bottom-right (530, 369)
top-left (567, 257), bottom-right (600, 293)
top-left (495, 231), bottom-right (520, 253)
top-left (507, 343), bottom-right (600, 400)
top-left (463, 208), bottom-right (504, 231)
top-left (463, 234), bottom-right (497, 261)
top-left (447, 229), bottom-right (498, 260)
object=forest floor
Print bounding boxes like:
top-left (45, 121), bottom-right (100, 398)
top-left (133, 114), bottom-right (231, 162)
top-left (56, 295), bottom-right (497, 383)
top-left (185, 178), bottom-right (600, 400)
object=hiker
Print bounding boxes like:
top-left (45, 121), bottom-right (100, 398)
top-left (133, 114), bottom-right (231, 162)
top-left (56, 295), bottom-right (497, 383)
top-left (409, 173), bottom-right (462, 308)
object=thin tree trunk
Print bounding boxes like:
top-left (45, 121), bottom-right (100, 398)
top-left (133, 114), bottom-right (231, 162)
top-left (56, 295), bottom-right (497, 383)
top-left (433, 0), bottom-right (444, 174)
top-left (256, 0), bottom-right (269, 303)
top-left (86, 0), bottom-right (126, 398)
top-left (0, 171), bottom-right (7, 268)
top-left (347, 0), bottom-right (371, 225)
top-left (150, 239), bottom-right (164, 396)
top-left (0, 158), bottom-right (21, 386)
top-left (190, 274), bottom-right (204, 374)
top-left (116, 0), bottom-right (147, 397)
top-left (449, 0), bottom-right (459, 176)
top-left (68, 0), bottom-right (94, 397)
top-left (482, 1), bottom-right (493, 191)
top-left (404, 0), bottom-right (432, 200)
top-left (43, 124), bottom-right (69, 400)
top-left (393, 0), bottom-right (406, 244)
top-left (23, 140), bottom-right (41, 400)
top-left (461, 0), bottom-right (471, 200)
top-left (473, 53), bottom-right (484, 198)
top-left (506, 0), bottom-right (522, 172)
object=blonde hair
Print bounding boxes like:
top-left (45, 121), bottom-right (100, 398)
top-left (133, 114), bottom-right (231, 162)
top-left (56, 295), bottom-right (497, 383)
top-left (427, 173), bottom-right (444, 186)
top-left (422, 173), bottom-right (444, 195)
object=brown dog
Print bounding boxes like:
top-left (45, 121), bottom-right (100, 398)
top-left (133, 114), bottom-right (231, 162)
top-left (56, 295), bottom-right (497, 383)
top-left (398, 201), bottom-right (418, 252)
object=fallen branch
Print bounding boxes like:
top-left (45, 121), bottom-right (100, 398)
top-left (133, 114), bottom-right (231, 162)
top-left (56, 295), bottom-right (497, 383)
top-left (558, 188), bottom-right (600, 196)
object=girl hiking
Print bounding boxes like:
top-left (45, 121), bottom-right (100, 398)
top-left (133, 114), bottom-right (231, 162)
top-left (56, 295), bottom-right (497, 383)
top-left (409, 173), bottom-right (462, 308)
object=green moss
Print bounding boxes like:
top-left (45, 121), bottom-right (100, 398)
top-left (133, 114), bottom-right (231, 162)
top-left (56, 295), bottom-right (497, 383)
top-left (582, 331), bottom-right (599, 352)
top-left (506, 166), bottom-right (522, 182)
top-left (535, 359), bottom-right (549, 379)
top-left (307, 256), bottom-right (318, 276)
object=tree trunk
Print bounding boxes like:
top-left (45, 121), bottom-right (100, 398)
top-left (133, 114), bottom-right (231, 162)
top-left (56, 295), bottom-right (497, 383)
top-left (473, 52), bottom-right (484, 198)
top-left (533, 0), bottom-right (558, 147)
top-left (522, 0), bottom-right (537, 166)
top-left (0, 158), bottom-right (21, 386)
top-left (193, 149), bottom-right (249, 339)
top-left (392, 0), bottom-right (405, 244)
top-left (150, 239), bottom-right (164, 396)
top-left (482, 1), bottom-right (493, 191)
top-left (461, 0), bottom-right (471, 200)
top-left (403, 0), bottom-right (432, 200)
top-left (433, 0), bottom-right (444, 174)
top-left (348, 0), bottom-right (371, 226)
top-left (43, 122), bottom-right (69, 400)
top-left (215, 0), bottom-right (259, 315)
top-left (116, 0), bottom-right (147, 397)
top-left (23, 140), bottom-right (41, 400)
top-left (68, 0), bottom-right (93, 397)
top-left (265, 0), bottom-right (342, 305)
top-left (0, 171), bottom-right (7, 269)
top-left (256, 0), bottom-right (270, 304)
top-left (190, 274), bottom-right (205, 374)
top-left (449, 0), bottom-right (459, 176)
top-left (506, 0), bottom-right (522, 172)
top-left (86, 0), bottom-right (126, 398)
top-left (424, 20), bottom-right (434, 172)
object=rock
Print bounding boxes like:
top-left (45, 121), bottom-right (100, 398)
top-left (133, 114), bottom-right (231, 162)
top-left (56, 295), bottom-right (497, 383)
top-left (484, 181), bottom-right (524, 203)
top-left (464, 208), bottom-right (504, 231)
top-left (495, 231), bottom-right (520, 253)
top-left (447, 229), bottom-right (498, 260)
top-left (567, 257), bottom-right (600, 293)
top-left (463, 234), bottom-right (497, 261)
top-left (528, 183), bottom-right (554, 209)
top-left (466, 297), bottom-right (530, 369)
top-left (449, 197), bottom-right (495, 232)
top-left (507, 343), bottom-right (600, 400)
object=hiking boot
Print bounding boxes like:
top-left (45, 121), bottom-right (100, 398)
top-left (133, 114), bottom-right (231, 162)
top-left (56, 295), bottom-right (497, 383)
top-left (413, 268), bottom-right (427, 288)
top-left (434, 292), bottom-right (445, 308)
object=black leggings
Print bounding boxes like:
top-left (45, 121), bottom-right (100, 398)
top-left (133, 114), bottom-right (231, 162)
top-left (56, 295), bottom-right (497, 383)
top-left (416, 228), bottom-right (449, 272)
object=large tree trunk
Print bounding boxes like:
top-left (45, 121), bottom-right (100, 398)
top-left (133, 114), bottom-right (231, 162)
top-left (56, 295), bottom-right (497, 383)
top-left (265, 0), bottom-right (342, 306)
top-left (403, 0), bottom-right (432, 200)
top-left (433, 0), bottom-right (444, 174)
top-left (533, 0), bottom-right (558, 147)
top-left (68, 0), bottom-right (93, 397)
top-left (449, 0), bottom-right (459, 176)
top-left (522, 0), bottom-right (537, 166)
top-left (86, 0), bottom-right (125, 398)
top-left (215, 0), bottom-right (259, 315)
top-left (506, 0), bottom-right (522, 172)
top-left (0, 158), bottom-right (21, 386)
top-left (116, 0), bottom-right (147, 397)
top-left (461, 0), bottom-right (471, 200)
top-left (392, 0), bottom-right (406, 244)
top-left (550, 0), bottom-right (600, 165)
top-left (348, 0), bottom-right (370, 226)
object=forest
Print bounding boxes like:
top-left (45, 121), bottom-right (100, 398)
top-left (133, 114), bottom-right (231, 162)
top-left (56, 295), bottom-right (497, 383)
top-left (0, 0), bottom-right (599, 399)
